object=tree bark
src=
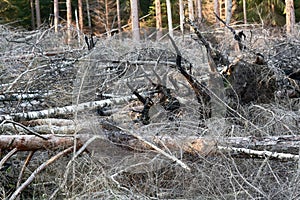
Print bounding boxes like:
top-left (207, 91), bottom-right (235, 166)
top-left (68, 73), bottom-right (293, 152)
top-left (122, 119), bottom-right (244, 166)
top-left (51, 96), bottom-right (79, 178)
top-left (0, 95), bottom-right (137, 121)
top-left (105, 0), bottom-right (111, 37)
top-left (0, 135), bottom-right (81, 151)
top-left (130, 0), bottom-right (140, 41)
top-left (285, 0), bottom-right (295, 35)
top-left (86, 0), bottom-right (92, 32)
top-left (196, 0), bottom-right (202, 23)
top-left (35, 0), bottom-right (41, 28)
top-left (66, 0), bottom-right (72, 44)
top-left (1, 133), bottom-right (300, 161)
top-left (54, 0), bottom-right (59, 32)
top-left (243, 0), bottom-right (247, 24)
top-left (188, 0), bottom-right (194, 21)
top-left (155, 0), bottom-right (162, 40)
top-left (78, 0), bottom-right (83, 31)
top-left (214, 0), bottom-right (220, 27)
top-left (116, 0), bottom-right (122, 38)
top-left (179, 0), bottom-right (184, 34)
top-left (188, 0), bottom-right (194, 32)
top-left (30, 0), bottom-right (35, 30)
top-left (166, 0), bottom-right (173, 37)
top-left (225, 0), bottom-right (232, 25)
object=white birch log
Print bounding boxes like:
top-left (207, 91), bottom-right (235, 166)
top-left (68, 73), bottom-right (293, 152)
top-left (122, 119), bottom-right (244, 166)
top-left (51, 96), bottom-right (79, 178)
top-left (0, 92), bottom-right (51, 101)
top-left (0, 95), bottom-right (137, 121)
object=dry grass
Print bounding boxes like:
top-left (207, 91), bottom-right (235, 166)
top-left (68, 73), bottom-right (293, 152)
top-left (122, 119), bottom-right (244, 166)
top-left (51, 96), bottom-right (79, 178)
top-left (1, 24), bottom-right (300, 199)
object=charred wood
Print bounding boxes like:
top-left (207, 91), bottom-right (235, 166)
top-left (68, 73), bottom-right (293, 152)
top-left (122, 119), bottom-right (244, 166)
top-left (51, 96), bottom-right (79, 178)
top-left (168, 34), bottom-right (211, 119)
top-left (127, 82), bottom-right (154, 125)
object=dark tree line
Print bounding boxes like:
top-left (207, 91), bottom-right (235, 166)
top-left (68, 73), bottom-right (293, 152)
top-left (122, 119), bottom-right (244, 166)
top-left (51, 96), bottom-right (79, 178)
top-left (0, 0), bottom-right (299, 34)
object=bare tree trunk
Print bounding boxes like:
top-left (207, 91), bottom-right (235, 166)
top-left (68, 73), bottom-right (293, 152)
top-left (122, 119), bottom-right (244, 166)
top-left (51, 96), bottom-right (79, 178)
top-left (54, 0), bottom-right (59, 32)
top-left (86, 0), bottom-right (92, 33)
top-left (78, 0), bottom-right (83, 31)
top-left (117, 0), bottom-right (122, 38)
top-left (35, 0), bottom-right (41, 28)
top-left (155, 0), bottom-right (162, 40)
top-left (179, 0), bottom-right (184, 34)
top-left (166, 0), bottom-right (173, 37)
top-left (105, 0), bottom-right (111, 37)
top-left (243, 0), bottom-right (247, 24)
top-left (285, 0), bottom-right (295, 35)
top-left (30, 0), bottom-right (35, 30)
top-left (225, 0), bottom-right (232, 25)
top-left (130, 0), bottom-right (140, 41)
top-left (66, 0), bottom-right (72, 44)
top-left (195, 0), bottom-right (202, 23)
top-left (214, 0), bottom-right (220, 27)
top-left (75, 9), bottom-right (81, 45)
top-left (188, 0), bottom-right (194, 21)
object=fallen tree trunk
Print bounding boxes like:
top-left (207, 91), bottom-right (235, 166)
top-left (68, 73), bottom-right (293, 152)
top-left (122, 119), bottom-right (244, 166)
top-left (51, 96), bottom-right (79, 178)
top-left (1, 123), bottom-right (77, 135)
top-left (0, 95), bottom-right (137, 121)
top-left (0, 134), bottom-right (81, 151)
top-left (1, 133), bottom-right (299, 160)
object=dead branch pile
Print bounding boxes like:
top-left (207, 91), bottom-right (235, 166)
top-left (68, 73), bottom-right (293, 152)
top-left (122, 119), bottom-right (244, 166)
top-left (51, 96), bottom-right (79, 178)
top-left (1, 23), bottom-right (300, 199)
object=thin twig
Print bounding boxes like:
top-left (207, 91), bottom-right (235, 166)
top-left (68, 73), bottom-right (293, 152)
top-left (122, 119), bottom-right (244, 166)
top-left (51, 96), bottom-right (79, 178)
top-left (9, 147), bottom-right (73, 200)
top-left (16, 151), bottom-right (35, 189)
top-left (1, 120), bottom-right (48, 140)
top-left (0, 148), bottom-right (18, 170)
top-left (114, 125), bottom-right (191, 171)
top-left (49, 135), bottom-right (103, 200)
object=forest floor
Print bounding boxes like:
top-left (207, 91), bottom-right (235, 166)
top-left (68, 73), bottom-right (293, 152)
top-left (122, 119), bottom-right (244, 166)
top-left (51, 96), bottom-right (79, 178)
top-left (0, 24), bottom-right (300, 199)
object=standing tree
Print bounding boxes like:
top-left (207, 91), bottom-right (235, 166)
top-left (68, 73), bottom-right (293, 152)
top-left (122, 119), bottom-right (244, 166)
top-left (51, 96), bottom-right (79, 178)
top-left (130, 0), bottom-right (140, 41)
top-left (105, 0), bottom-right (111, 37)
top-left (66, 0), bottom-right (72, 43)
top-left (86, 0), bottom-right (92, 32)
top-left (188, 0), bottom-right (194, 21)
top-left (285, 0), bottom-right (295, 35)
top-left (196, 0), bottom-right (202, 23)
top-left (117, 0), bottom-right (122, 38)
top-left (35, 0), bottom-right (41, 28)
top-left (166, 0), bottom-right (173, 37)
top-left (179, 0), bottom-right (184, 34)
top-left (30, 0), bottom-right (35, 30)
top-left (214, 0), bottom-right (220, 27)
top-left (225, 0), bottom-right (232, 25)
top-left (54, 0), bottom-right (59, 32)
top-left (155, 0), bottom-right (162, 40)
top-left (78, 0), bottom-right (83, 31)
top-left (243, 0), bottom-right (247, 24)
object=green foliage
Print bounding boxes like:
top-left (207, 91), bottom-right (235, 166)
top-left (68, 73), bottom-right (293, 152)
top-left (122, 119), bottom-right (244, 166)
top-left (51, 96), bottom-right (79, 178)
top-left (236, 0), bottom-right (300, 25)
top-left (235, 0), bottom-right (287, 26)
top-left (146, 0), bottom-right (180, 28)
top-left (0, 1), bottom-right (16, 20)
top-left (0, 0), bottom-right (30, 27)
top-left (0, 0), bottom-right (52, 29)
top-left (140, 0), bottom-right (152, 16)
top-left (1, 0), bottom-right (299, 30)
top-left (295, 0), bottom-right (300, 21)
